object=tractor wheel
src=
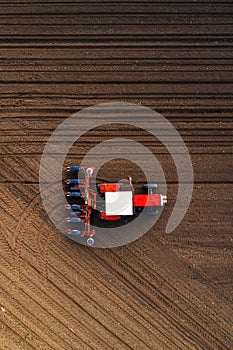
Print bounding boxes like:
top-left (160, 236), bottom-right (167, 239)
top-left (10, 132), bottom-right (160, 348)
top-left (145, 207), bottom-right (159, 216)
top-left (143, 183), bottom-right (158, 194)
top-left (144, 183), bottom-right (158, 189)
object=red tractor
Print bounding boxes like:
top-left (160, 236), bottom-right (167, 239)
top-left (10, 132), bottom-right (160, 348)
top-left (64, 166), bottom-right (167, 246)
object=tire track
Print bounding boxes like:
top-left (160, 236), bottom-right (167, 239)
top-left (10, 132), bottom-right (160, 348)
top-left (0, 182), bottom-right (232, 348)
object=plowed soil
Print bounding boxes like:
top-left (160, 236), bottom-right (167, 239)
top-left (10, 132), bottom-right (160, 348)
top-left (0, 1), bottom-right (232, 349)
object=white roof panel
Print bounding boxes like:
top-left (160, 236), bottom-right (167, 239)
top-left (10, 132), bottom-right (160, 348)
top-left (105, 191), bottom-right (133, 216)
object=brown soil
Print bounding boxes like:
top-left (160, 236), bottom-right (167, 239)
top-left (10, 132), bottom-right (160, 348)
top-left (0, 1), bottom-right (232, 349)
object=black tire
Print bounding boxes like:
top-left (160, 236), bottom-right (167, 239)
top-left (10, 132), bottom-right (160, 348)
top-left (145, 207), bottom-right (159, 216)
top-left (143, 183), bottom-right (158, 189)
top-left (143, 183), bottom-right (158, 194)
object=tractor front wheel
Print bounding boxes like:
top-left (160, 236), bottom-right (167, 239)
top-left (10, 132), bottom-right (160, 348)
top-left (143, 183), bottom-right (158, 194)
